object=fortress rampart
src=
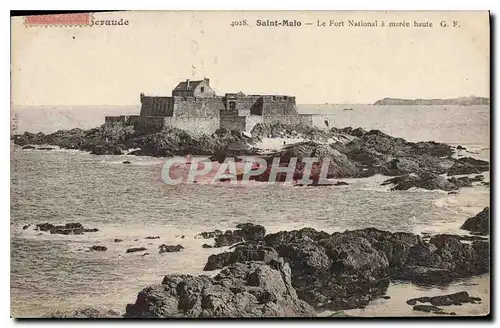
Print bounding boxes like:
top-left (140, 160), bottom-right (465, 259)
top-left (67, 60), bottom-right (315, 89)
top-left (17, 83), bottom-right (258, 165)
top-left (105, 78), bottom-right (327, 135)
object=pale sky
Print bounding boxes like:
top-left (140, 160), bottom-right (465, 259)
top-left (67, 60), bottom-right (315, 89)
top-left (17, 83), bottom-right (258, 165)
top-left (11, 11), bottom-right (490, 106)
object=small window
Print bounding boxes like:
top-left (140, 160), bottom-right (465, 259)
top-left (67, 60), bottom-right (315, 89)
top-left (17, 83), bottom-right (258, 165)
top-left (229, 101), bottom-right (236, 110)
top-left (200, 87), bottom-right (205, 93)
top-left (284, 96), bottom-right (288, 100)
top-left (272, 96), bottom-right (277, 101)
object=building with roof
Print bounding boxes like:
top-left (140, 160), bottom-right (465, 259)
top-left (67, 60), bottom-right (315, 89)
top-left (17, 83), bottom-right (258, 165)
top-left (105, 78), bottom-right (322, 135)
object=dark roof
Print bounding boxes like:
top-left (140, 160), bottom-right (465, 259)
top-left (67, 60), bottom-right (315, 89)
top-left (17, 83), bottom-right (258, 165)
top-left (173, 80), bottom-right (204, 91)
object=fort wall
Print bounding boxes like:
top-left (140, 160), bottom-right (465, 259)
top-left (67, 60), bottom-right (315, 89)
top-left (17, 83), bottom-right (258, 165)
top-left (140, 96), bottom-right (173, 117)
top-left (164, 117), bottom-right (220, 136)
top-left (171, 97), bottom-right (223, 118)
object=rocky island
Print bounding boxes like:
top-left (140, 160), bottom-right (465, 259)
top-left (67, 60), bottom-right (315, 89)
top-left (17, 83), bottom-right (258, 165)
top-left (373, 96), bottom-right (490, 106)
top-left (13, 121), bottom-right (489, 192)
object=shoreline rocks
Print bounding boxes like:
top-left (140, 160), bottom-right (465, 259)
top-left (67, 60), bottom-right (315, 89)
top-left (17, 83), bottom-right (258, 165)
top-left (34, 222), bottom-right (99, 235)
top-left (200, 222), bottom-right (489, 312)
top-left (158, 244), bottom-right (184, 254)
top-left (461, 207), bottom-right (489, 236)
top-left (126, 247), bottom-right (147, 253)
top-left (13, 124), bottom-right (489, 192)
top-left (125, 259), bottom-right (315, 318)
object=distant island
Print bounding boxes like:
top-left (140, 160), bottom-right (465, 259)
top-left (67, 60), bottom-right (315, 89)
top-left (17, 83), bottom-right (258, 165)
top-left (373, 96), bottom-right (490, 106)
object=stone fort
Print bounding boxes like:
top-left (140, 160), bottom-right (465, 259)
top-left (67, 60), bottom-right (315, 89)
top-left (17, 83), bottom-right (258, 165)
top-left (105, 78), bottom-right (323, 135)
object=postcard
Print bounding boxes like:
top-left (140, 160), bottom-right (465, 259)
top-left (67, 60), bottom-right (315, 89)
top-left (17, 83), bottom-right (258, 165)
top-left (10, 10), bottom-right (490, 318)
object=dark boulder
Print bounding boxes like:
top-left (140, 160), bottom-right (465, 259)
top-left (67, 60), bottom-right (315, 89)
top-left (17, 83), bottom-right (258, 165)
top-left (214, 232), bottom-right (244, 247)
top-left (413, 304), bottom-right (444, 313)
top-left (90, 144), bottom-right (123, 155)
top-left (381, 173), bottom-right (459, 191)
top-left (90, 245), bottom-right (107, 252)
top-left (204, 244), bottom-right (279, 271)
top-left (461, 207), bottom-right (489, 236)
top-left (195, 230), bottom-right (223, 239)
top-left (202, 244), bottom-right (213, 249)
top-left (158, 244), bottom-right (184, 254)
top-left (240, 224), bottom-right (266, 241)
top-left (127, 247), bottom-right (148, 253)
top-left (408, 291), bottom-right (481, 307)
top-left (146, 236), bottom-right (160, 239)
top-left (125, 260), bottom-right (315, 318)
top-left (123, 160), bottom-right (131, 164)
top-left (447, 157), bottom-right (489, 176)
top-left (114, 239), bottom-right (123, 242)
top-left (35, 222), bottom-right (99, 235)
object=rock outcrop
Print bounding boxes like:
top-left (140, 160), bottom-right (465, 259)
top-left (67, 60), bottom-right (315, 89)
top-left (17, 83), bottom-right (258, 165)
top-left (13, 124), bottom-right (489, 192)
top-left (461, 207), bottom-right (489, 236)
top-left (125, 260), bottom-right (315, 318)
top-left (159, 244), bottom-right (184, 254)
top-left (34, 222), bottom-right (99, 235)
top-left (203, 227), bottom-right (489, 311)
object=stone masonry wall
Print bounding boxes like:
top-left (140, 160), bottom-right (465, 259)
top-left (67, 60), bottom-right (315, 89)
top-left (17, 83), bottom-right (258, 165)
top-left (164, 117), bottom-right (220, 136)
top-left (172, 97), bottom-right (224, 118)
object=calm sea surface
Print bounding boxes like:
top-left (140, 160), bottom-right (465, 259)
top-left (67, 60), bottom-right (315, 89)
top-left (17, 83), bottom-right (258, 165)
top-left (10, 105), bottom-right (490, 317)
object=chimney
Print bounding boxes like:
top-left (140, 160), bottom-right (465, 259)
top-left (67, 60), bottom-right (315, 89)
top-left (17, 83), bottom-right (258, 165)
top-left (204, 78), bottom-right (210, 86)
top-left (186, 79), bottom-right (190, 89)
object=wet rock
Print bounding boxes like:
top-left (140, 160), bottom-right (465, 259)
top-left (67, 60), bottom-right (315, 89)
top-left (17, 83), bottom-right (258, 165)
top-left (214, 232), bottom-right (244, 247)
top-left (204, 244), bottom-right (279, 271)
top-left (235, 223), bottom-right (255, 230)
top-left (90, 245), bottom-right (107, 252)
top-left (114, 239), bottom-right (123, 243)
top-left (158, 244), bottom-right (184, 254)
top-left (240, 224), bottom-right (266, 242)
top-left (127, 247), bottom-right (148, 253)
top-left (407, 291), bottom-right (481, 307)
top-left (381, 173), bottom-right (458, 192)
top-left (413, 304), bottom-right (443, 313)
top-left (461, 207), bottom-right (489, 236)
top-left (35, 222), bottom-right (99, 235)
top-left (125, 260), bottom-right (315, 318)
top-left (447, 157), bottom-right (489, 176)
top-left (90, 144), bottom-right (123, 155)
top-left (195, 230), bottom-right (223, 239)
top-left (146, 236), bottom-right (160, 240)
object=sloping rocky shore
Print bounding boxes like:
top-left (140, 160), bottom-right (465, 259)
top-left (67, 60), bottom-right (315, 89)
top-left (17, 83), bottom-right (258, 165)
top-left (123, 208), bottom-right (489, 318)
top-left (34, 209), bottom-right (488, 318)
top-left (13, 123), bottom-right (489, 191)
